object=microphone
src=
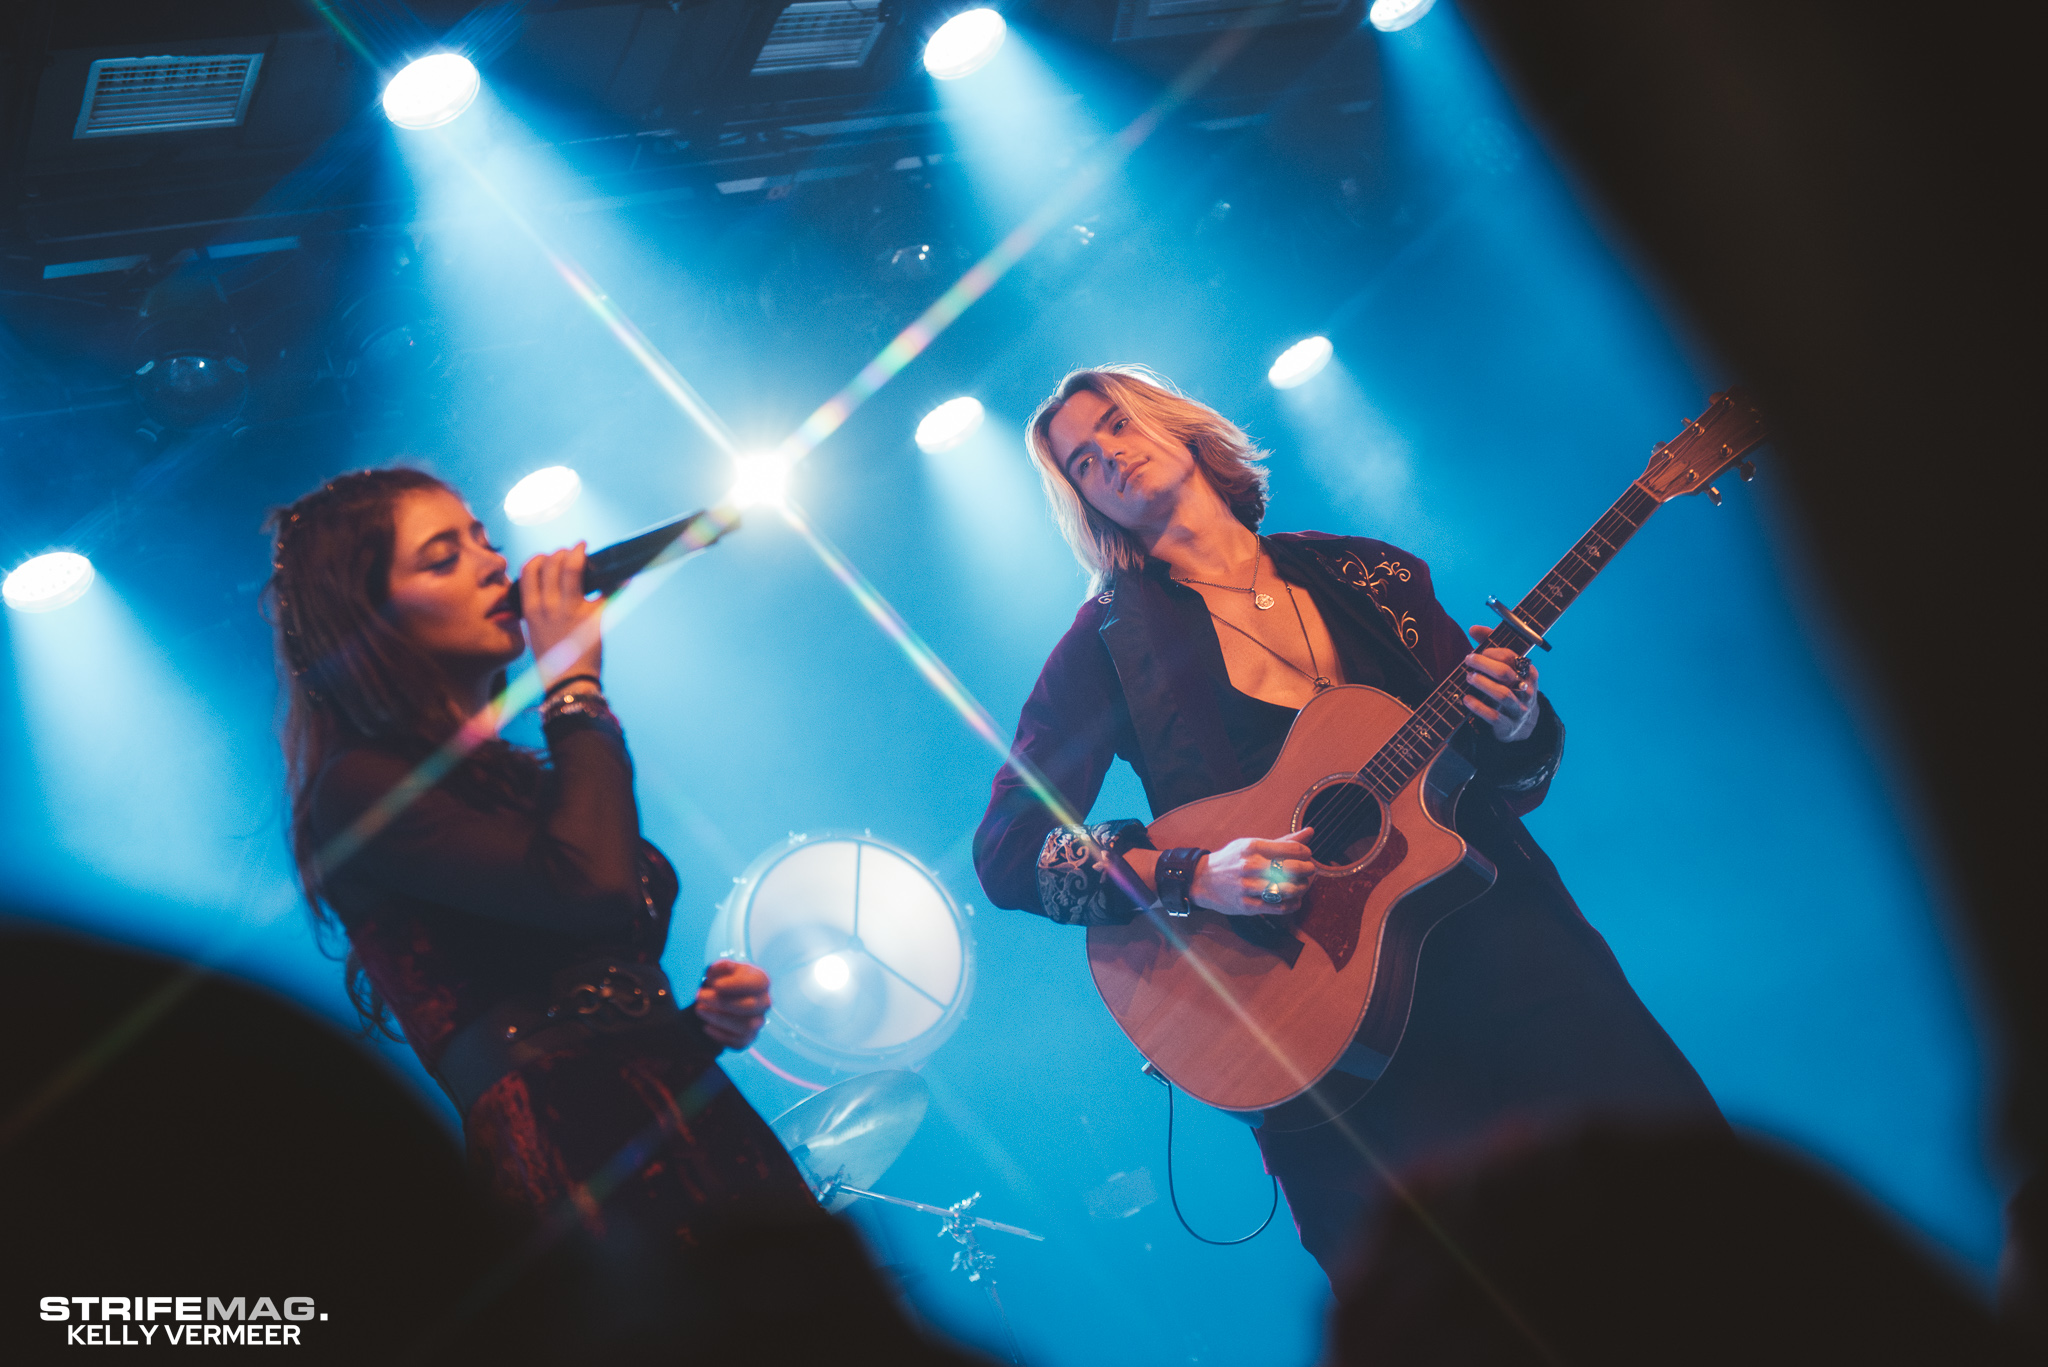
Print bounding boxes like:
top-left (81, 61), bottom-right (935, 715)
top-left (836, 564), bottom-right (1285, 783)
top-left (503, 504), bottom-right (740, 617)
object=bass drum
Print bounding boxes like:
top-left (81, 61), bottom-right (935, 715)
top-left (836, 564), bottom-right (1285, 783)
top-left (705, 831), bottom-right (974, 1073)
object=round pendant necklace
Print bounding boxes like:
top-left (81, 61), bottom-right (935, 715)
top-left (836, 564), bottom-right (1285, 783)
top-left (1174, 545), bottom-right (1275, 609)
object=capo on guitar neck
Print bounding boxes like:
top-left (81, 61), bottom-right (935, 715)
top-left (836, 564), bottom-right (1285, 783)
top-left (1486, 596), bottom-right (1552, 652)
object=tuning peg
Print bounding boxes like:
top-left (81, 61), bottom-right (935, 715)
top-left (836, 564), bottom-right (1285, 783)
top-left (1705, 486), bottom-right (1722, 506)
top-left (1737, 459), bottom-right (1756, 482)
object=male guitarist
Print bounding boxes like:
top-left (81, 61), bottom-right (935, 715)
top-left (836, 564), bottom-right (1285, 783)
top-left (972, 365), bottom-right (1721, 1277)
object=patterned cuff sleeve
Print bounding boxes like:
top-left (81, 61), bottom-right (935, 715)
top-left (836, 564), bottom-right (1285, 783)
top-left (1035, 819), bottom-right (1155, 926)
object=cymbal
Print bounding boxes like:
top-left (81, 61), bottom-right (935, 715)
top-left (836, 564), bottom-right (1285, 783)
top-left (771, 1071), bottom-right (930, 1213)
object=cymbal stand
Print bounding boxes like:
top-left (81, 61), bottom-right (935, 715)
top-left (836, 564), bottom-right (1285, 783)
top-left (820, 1179), bottom-right (1042, 1365)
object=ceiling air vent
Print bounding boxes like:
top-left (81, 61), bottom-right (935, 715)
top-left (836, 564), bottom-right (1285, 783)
top-left (1112, 0), bottom-right (1350, 41)
top-left (74, 53), bottom-right (265, 139)
top-left (752, 1), bottom-right (885, 76)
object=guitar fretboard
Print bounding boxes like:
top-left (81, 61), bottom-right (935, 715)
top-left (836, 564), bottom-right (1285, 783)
top-left (1358, 482), bottom-right (1661, 802)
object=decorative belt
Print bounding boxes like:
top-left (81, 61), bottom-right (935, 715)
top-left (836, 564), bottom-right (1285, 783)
top-left (433, 958), bottom-right (686, 1120)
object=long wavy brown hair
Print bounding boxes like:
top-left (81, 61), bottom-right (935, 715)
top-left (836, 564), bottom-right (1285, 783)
top-left (264, 467), bottom-right (540, 1034)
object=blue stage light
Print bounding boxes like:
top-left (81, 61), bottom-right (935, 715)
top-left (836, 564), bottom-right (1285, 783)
top-left (915, 396), bottom-right (986, 453)
top-left (924, 9), bottom-right (1007, 81)
top-left (503, 466), bottom-right (583, 526)
top-left (3, 552), bottom-right (96, 614)
top-left (1369, 0), bottom-right (1436, 32)
top-left (382, 54), bottom-right (481, 130)
top-left (1268, 336), bottom-right (1334, 389)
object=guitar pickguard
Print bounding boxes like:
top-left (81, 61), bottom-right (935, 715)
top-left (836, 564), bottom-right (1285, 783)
top-left (1296, 827), bottom-right (1407, 972)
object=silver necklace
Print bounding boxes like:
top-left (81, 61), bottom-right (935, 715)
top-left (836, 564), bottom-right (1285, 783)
top-left (1173, 547), bottom-right (1275, 610)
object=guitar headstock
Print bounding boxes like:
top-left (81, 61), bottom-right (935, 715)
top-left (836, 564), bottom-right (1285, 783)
top-left (1636, 389), bottom-right (1768, 504)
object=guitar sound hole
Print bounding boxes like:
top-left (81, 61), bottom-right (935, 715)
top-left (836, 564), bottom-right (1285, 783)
top-left (1300, 781), bottom-right (1383, 866)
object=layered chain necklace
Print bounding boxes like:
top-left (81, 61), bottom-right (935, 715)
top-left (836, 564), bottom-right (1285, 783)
top-left (1173, 539), bottom-right (1333, 693)
top-left (1174, 552), bottom-right (1277, 610)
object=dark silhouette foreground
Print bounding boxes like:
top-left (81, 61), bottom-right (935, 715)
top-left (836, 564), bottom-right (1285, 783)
top-left (0, 921), bottom-right (987, 1366)
top-left (1331, 1124), bottom-right (2019, 1366)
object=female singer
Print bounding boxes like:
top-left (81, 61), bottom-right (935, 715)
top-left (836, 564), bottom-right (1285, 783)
top-left (265, 467), bottom-right (816, 1244)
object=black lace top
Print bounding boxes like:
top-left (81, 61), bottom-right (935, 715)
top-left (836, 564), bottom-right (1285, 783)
top-left (311, 706), bottom-right (674, 1074)
top-left (308, 699), bottom-right (815, 1233)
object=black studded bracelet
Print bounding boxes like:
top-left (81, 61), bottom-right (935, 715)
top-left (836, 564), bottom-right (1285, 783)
top-left (1153, 847), bottom-right (1207, 919)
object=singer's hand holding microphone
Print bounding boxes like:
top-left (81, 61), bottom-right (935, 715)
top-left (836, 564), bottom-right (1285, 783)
top-left (521, 542), bottom-right (604, 690)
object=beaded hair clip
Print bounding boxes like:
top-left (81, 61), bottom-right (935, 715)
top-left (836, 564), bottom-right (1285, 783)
top-left (268, 484), bottom-right (338, 701)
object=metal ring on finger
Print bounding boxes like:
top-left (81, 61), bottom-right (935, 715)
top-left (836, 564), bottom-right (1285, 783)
top-left (1261, 856), bottom-right (1289, 905)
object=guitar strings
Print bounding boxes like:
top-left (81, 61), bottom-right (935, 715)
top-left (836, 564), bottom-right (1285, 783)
top-left (1285, 486), bottom-right (1659, 866)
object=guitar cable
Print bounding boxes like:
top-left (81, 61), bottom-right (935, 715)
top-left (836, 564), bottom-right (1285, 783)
top-left (1145, 1062), bottom-right (1280, 1245)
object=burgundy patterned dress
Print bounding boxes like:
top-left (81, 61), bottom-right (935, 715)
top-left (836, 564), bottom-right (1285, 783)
top-left (310, 696), bottom-right (816, 1250)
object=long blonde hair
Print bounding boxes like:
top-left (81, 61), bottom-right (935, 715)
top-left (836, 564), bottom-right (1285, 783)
top-left (1025, 365), bottom-right (1270, 594)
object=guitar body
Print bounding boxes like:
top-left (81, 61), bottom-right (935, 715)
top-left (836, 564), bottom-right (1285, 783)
top-left (1086, 684), bottom-right (1497, 1114)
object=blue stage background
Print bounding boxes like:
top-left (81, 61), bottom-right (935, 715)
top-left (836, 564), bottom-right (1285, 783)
top-left (0, 9), bottom-right (1999, 1364)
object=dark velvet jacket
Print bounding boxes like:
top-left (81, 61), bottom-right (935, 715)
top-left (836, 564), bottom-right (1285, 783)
top-left (972, 532), bottom-right (1722, 1277)
top-left (973, 531), bottom-right (1569, 923)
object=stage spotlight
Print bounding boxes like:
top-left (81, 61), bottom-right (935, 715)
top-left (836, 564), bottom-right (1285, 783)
top-left (728, 451), bottom-right (792, 510)
top-left (330, 287), bottom-right (446, 422)
top-left (1268, 335), bottom-right (1334, 389)
top-left (924, 9), bottom-right (1006, 81)
top-left (127, 274), bottom-right (250, 431)
top-left (381, 53), bottom-right (481, 130)
top-left (4, 552), bottom-right (96, 614)
top-left (132, 353), bottom-right (249, 430)
top-left (1368, 0), bottom-right (1436, 32)
top-left (503, 466), bottom-right (582, 526)
top-left (915, 396), bottom-right (985, 453)
top-left (708, 832), bottom-right (975, 1071)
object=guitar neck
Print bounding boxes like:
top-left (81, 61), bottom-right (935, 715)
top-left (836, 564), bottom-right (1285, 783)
top-left (1503, 483), bottom-right (1663, 641)
top-left (1358, 482), bottom-right (1661, 801)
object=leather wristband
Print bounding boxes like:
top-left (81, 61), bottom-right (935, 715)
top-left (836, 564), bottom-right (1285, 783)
top-left (1154, 847), bottom-right (1207, 919)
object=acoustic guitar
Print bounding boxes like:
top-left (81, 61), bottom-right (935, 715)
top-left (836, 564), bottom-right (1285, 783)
top-left (1087, 391), bottom-right (1768, 1114)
